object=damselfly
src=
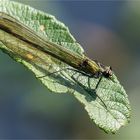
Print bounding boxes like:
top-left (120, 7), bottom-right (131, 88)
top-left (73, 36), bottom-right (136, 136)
top-left (0, 12), bottom-right (113, 87)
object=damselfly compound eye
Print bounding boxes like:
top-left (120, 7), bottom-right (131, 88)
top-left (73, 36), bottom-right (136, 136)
top-left (103, 66), bottom-right (113, 78)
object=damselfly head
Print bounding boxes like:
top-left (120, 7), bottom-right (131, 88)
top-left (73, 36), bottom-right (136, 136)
top-left (102, 66), bottom-right (113, 78)
top-left (96, 61), bottom-right (112, 78)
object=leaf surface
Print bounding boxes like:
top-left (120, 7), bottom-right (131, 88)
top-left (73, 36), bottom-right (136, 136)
top-left (0, 0), bottom-right (131, 133)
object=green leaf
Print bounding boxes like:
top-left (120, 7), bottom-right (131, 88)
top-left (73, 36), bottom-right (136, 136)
top-left (0, 0), bottom-right (131, 133)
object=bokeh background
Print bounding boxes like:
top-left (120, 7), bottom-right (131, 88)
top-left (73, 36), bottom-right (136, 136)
top-left (0, 0), bottom-right (139, 139)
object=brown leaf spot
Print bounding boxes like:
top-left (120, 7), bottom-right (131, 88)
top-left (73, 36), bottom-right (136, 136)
top-left (26, 54), bottom-right (34, 60)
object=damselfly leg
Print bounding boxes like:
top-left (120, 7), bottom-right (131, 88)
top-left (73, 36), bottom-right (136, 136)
top-left (37, 65), bottom-right (108, 109)
top-left (88, 76), bottom-right (107, 109)
top-left (37, 67), bottom-right (95, 79)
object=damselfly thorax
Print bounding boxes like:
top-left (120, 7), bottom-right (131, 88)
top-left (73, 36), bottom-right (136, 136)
top-left (79, 58), bottom-right (112, 78)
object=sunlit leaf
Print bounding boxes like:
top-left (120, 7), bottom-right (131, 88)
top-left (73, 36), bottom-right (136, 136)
top-left (0, 0), bottom-right (131, 133)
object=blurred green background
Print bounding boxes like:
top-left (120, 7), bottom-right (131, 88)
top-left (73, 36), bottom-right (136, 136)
top-left (0, 0), bottom-right (139, 139)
